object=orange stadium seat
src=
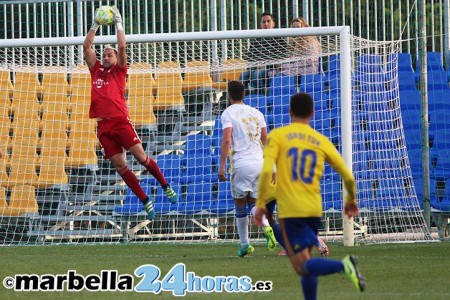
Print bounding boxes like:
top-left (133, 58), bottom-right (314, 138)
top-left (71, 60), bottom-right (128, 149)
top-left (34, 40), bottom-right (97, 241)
top-left (41, 67), bottom-right (70, 122)
top-left (5, 185), bottom-right (39, 216)
top-left (183, 60), bottom-right (213, 92)
top-left (127, 65), bottom-right (157, 126)
top-left (211, 59), bottom-right (246, 90)
top-left (154, 62), bottom-right (185, 110)
top-left (0, 67), bottom-right (14, 98)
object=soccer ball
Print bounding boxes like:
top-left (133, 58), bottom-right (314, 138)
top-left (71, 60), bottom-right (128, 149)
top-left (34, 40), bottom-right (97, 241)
top-left (95, 6), bottom-right (114, 26)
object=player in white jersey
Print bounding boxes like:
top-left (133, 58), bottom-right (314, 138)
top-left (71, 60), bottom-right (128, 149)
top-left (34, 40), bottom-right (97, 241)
top-left (218, 81), bottom-right (276, 257)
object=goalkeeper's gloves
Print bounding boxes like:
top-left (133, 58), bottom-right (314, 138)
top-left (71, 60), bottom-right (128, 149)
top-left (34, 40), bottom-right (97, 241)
top-left (90, 10), bottom-right (101, 32)
top-left (111, 6), bottom-right (123, 29)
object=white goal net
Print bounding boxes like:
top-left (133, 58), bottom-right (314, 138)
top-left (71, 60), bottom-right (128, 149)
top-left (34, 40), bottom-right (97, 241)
top-left (0, 27), bottom-right (433, 245)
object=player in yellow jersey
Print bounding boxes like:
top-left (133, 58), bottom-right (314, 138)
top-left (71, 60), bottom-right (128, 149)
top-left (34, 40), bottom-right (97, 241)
top-left (254, 93), bottom-right (366, 299)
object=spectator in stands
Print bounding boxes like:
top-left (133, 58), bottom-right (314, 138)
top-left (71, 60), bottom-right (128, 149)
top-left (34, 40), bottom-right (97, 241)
top-left (218, 81), bottom-right (276, 257)
top-left (83, 6), bottom-right (177, 221)
top-left (241, 12), bottom-right (288, 94)
top-left (282, 17), bottom-right (322, 84)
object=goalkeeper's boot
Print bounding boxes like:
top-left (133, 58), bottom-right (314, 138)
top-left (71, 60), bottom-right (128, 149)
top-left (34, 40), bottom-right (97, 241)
top-left (278, 249), bottom-right (287, 256)
top-left (264, 226), bottom-right (277, 251)
top-left (164, 185), bottom-right (178, 204)
top-left (237, 244), bottom-right (255, 257)
top-left (316, 237), bottom-right (329, 257)
top-left (144, 200), bottom-right (155, 221)
top-left (342, 255), bottom-right (366, 292)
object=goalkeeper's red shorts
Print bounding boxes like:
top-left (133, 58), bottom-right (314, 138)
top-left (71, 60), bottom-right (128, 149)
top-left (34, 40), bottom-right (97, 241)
top-left (97, 116), bottom-right (141, 158)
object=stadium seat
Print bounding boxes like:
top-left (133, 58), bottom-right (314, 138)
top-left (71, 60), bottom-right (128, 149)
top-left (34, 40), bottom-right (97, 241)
top-left (0, 108), bottom-right (11, 158)
top-left (386, 53), bottom-right (415, 73)
top-left (429, 90), bottom-right (450, 111)
top-left (325, 54), bottom-right (340, 77)
top-left (182, 60), bottom-right (213, 92)
top-left (0, 87), bottom-right (12, 115)
top-left (114, 183), bottom-right (152, 216)
top-left (399, 90), bottom-right (421, 110)
top-left (207, 181), bottom-right (235, 214)
top-left (183, 134), bottom-right (212, 157)
top-left (270, 94), bottom-right (290, 115)
top-left (69, 75), bottom-right (92, 121)
top-left (14, 69), bottom-right (43, 96)
top-left (415, 51), bottom-right (445, 73)
top-left (211, 59), bottom-right (246, 90)
top-left (269, 113), bottom-right (291, 129)
top-left (321, 179), bottom-right (341, 211)
top-left (299, 73), bottom-right (326, 93)
top-left (66, 120), bottom-right (98, 168)
top-left (36, 156), bottom-right (69, 188)
top-left (430, 179), bottom-right (450, 212)
top-left (244, 94), bottom-right (271, 115)
top-left (142, 154), bottom-right (182, 186)
top-left (12, 83), bottom-right (40, 121)
top-left (0, 186), bottom-right (7, 215)
top-left (154, 62), bottom-right (185, 110)
top-left (397, 71), bottom-right (418, 90)
top-left (6, 138), bottom-right (39, 187)
top-left (0, 67), bottom-right (14, 98)
top-left (185, 182), bottom-right (214, 214)
top-left (423, 71), bottom-right (450, 90)
top-left (153, 183), bottom-right (183, 215)
top-left (4, 185), bottom-right (39, 216)
top-left (267, 73), bottom-right (296, 97)
top-left (179, 156), bottom-right (216, 184)
top-left (126, 66), bottom-right (157, 127)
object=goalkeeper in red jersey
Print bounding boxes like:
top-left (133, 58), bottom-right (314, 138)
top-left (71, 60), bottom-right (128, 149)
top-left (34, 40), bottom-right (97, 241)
top-left (254, 93), bottom-right (365, 300)
top-left (83, 6), bottom-right (177, 221)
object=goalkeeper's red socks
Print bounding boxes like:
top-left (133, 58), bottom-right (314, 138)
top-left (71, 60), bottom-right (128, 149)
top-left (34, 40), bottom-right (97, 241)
top-left (141, 157), bottom-right (168, 187)
top-left (118, 166), bottom-right (147, 200)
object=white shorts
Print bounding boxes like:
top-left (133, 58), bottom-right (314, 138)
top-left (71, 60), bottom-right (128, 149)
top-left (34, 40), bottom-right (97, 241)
top-left (230, 163), bottom-right (262, 199)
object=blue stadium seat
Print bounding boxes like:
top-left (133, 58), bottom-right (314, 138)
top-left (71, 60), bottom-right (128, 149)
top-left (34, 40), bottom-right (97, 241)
top-left (309, 90), bottom-right (329, 111)
top-left (321, 179), bottom-right (341, 211)
top-left (114, 184), bottom-right (153, 216)
top-left (298, 74), bottom-right (326, 93)
top-left (267, 73), bottom-right (297, 97)
top-left (244, 94), bottom-right (271, 115)
top-left (179, 156), bottom-right (216, 184)
top-left (269, 113), bottom-right (291, 129)
top-left (206, 181), bottom-right (235, 214)
top-left (154, 183), bottom-right (183, 215)
top-left (430, 179), bottom-right (450, 212)
top-left (326, 54), bottom-right (340, 77)
top-left (429, 90), bottom-right (450, 111)
top-left (422, 71), bottom-right (450, 90)
top-left (399, 90), bottom-right (421, 110)
top-left (184, 182), bottom-right (214, 214)
top-left (398, 71), bottom-right (418, 90)
top-left (413, 177), bottom-right (437, 201)
top-left (183, 134), bottom-right (212, 157)
top-left (270, 94), bottom-right (290, 115)
top-left (387, 53), bottom-right (415, 73)
top-left (431, 151), bottom-right (450, 181)
top-left (415, 51), bottom-right (445, 73)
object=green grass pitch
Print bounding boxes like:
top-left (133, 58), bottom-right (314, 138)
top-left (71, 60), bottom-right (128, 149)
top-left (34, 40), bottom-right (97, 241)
top-left (0, 242), bottom-right (449, 299)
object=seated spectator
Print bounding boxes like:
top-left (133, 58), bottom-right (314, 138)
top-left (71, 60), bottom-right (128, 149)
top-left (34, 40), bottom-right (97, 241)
top-left (282, 17), bottom-right (322, 84)
top-left (241, 12), bottom-right (287, 94)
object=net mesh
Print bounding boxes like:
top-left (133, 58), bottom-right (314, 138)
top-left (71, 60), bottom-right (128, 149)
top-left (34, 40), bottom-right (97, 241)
top-left (0, 30), bottom-right (433, 245)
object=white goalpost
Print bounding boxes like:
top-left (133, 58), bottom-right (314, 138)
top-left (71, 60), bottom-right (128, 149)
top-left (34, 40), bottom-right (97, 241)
top-left (0, 26), bottom-right (433, 246)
